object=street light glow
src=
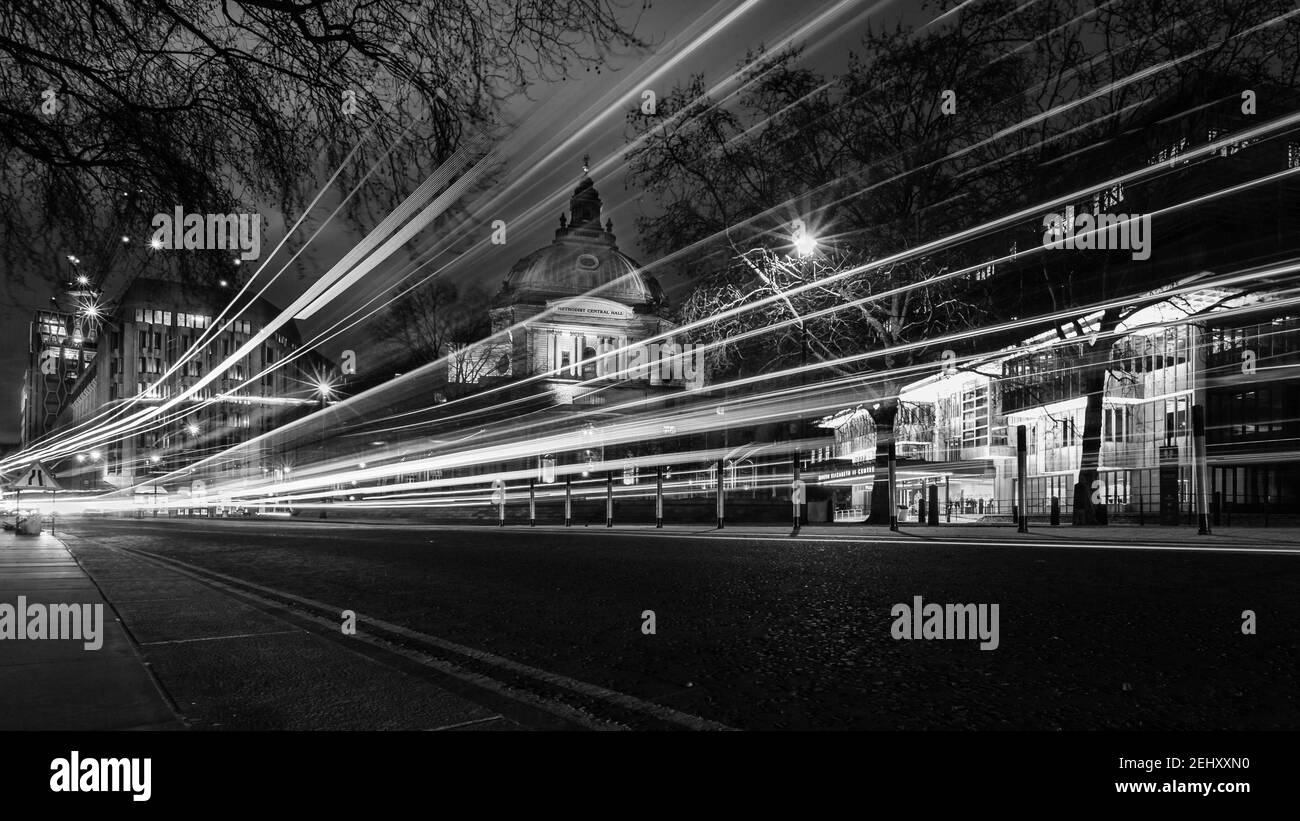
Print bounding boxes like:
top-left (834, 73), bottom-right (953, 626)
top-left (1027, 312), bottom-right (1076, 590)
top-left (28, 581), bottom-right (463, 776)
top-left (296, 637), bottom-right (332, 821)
top-left (794, 232), bottom-right (817, 258)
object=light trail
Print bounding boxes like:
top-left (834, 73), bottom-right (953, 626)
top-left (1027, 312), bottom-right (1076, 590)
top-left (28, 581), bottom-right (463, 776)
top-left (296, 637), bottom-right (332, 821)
top-left (12, 3), bottom-right (1300, 496)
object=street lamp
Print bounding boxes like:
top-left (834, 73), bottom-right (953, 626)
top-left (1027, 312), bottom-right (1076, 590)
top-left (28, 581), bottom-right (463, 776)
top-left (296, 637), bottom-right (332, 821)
top-left (792, 220), bottom-right (818, 258)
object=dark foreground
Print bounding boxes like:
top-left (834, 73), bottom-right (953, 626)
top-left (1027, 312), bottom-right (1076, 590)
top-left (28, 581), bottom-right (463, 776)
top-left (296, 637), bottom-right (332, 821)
top-left (47, 516), bottom-right (1300, 730)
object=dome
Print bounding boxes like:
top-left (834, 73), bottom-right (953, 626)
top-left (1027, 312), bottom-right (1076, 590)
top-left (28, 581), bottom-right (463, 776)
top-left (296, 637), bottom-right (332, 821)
top-left (497, 164), bottom-right (666, 311)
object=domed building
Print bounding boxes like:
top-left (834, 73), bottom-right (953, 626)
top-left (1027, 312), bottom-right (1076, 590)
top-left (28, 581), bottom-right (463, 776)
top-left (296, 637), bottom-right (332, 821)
top-left (450, 161), bottom-right (704, 402)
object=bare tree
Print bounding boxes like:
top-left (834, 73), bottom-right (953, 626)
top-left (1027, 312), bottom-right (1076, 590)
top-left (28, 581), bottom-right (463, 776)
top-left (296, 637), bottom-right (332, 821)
top-left (0, 0), bottom-right (645, 299)
top-left (626, 4), bottom-right (1035, 522)
top-left (372, 276), bottom-right (491, 370)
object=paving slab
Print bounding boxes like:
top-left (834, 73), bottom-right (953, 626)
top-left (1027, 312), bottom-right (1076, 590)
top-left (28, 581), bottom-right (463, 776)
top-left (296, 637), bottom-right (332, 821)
top-left (0, 531), bottom-right (182, 730)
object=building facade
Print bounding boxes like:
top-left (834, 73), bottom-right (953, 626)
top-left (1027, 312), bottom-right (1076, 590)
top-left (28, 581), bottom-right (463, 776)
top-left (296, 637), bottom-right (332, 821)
top-left (818, 291), bottom-right (1299, 523)
top-left (51, 277), bottom-right (321, 492)
top-left (20, 300), bottom-right (99, 448)
top-left (448, 168), bottom-right (704, 403)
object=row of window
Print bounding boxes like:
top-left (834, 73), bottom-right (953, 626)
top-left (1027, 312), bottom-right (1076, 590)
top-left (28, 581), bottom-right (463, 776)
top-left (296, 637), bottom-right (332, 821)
top-left (1208, 317), bottom-right (1300, 360)
top-left (1208, 387), bottom-right (1291, 440)
top-left (135, 308), bottom-right (216, 329)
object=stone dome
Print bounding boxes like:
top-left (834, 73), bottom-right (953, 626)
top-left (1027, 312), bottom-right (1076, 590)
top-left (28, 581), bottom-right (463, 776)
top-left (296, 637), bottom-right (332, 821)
top-left (497, 166), bottom-right (666, 311)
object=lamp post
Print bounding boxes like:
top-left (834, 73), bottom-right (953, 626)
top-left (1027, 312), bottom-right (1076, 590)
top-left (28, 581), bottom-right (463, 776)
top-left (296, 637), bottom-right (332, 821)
top-left (314, 375), bottom-right (335, 517)
top-left (778, 225), bottom-right (817, 527)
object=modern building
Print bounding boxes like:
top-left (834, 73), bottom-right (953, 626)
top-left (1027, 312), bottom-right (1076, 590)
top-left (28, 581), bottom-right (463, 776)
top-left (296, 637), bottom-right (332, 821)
top-left (807, 73), bottom-right (1300, 524)
top-left (50, 277), bottom-right (324, 492)
top-left (814, 287), bottom-right (1299, 523)
top-left (20, 277), bottom-right (101, 448)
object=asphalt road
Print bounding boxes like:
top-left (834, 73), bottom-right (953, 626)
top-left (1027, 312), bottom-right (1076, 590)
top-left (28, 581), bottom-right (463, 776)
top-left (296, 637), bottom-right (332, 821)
top-left (55, 516), bottom-right (1300, 730)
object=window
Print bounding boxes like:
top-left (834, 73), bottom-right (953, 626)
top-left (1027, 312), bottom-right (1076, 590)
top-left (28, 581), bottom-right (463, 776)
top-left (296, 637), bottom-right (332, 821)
top-left (1059, 417), bottom-right (1077, 448)
top-left (960, 386), bottom-right (989, 448)
top-left (1104, 407), bottom-right (1129, 443)
top-left (39, 314), bottom-right (67, 339)
top-left (1164, 397), bottom-right (1189, 445)
top-left (1148, 136), bottom-right (1189, 166)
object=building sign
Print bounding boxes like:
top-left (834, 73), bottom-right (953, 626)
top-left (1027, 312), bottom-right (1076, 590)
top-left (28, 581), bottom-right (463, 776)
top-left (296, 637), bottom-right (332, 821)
top-left (548, 297), bottom-right (634, 320)
top-left (817, 465), bottom-right (876, 483)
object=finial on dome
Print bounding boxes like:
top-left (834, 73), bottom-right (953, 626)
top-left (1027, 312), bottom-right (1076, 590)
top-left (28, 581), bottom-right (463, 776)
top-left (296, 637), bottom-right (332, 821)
top-left (582, 153), bottom-right (590, 174)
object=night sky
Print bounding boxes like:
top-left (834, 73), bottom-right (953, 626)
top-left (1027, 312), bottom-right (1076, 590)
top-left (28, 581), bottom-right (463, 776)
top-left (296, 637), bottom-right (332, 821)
top-left (0, 0), bottom-right (927, 445)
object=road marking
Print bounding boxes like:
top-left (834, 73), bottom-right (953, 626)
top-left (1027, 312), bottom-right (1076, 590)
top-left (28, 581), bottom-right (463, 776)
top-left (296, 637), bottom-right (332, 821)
top-left (427, 715), bottom-right (506, 731)
top-left (141, 629), bottom-right (301, 646)
top-left (107, 543), bottom-right (734, 732)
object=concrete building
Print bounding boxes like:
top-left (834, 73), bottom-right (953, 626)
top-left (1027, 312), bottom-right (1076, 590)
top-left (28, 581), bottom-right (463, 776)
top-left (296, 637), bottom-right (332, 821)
top-left (20, 281), bottom-right (101, 448)
top-left (50, 277), bottom-right (322, 493)
top-left (448, 165), bottom-right (704, 403)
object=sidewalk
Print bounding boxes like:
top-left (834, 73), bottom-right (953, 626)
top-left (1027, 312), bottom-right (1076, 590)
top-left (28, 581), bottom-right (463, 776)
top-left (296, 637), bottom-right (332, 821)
top-left (0, 529), bottom-right (182, 730)
top-left (174, 512), bottom-right (1300, 547)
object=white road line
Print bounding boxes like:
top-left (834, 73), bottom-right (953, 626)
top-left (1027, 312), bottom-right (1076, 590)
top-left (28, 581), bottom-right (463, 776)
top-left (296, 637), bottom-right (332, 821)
top-left (427, 715), bottom-right (506, 731)
top-left (140, 629), bottom-right (302, 646)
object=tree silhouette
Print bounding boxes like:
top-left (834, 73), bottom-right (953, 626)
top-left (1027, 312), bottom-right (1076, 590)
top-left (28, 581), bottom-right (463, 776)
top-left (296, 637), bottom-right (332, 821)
top-left (0, 0), bottom-right (645, 298)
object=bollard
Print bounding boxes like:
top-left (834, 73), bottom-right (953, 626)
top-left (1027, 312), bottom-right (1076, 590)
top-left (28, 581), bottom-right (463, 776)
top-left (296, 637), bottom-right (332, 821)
top-left (791, 463), bottom-right (803, 536)
top-left (927, 485), bottom-right (940, 526)
top-left (716, 458), bottom-right (725, 529)
top-left (1016, 425), bottom-right (1029, 533)
top-left (1050, 496), bottom-right (1060, 526)
top-left (887, 442), bottom-right (899, 532)
top-left (1192, 405), bottom-right (1211, 535)
top-left (606, 471), bottom-right (614, 528)
top-left (529, 478), bottom-right (536, 527)
top-left (564, 475), bottom-right (572, 527)
top-left (655, 465), bottom-right (664, 528)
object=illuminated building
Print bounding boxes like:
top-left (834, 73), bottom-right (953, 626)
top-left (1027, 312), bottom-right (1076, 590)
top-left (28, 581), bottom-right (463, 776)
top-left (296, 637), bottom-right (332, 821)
top-left (448, 163), bottom-right (703, 401)
top-left (49, 278), bottom-right (325, 490)
top-left (21, 309), bottom-right (98, 448)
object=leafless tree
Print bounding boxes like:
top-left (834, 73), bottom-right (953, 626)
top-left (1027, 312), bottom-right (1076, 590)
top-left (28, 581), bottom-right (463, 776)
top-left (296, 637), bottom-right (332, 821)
top-left (0, 0), bottom-right (646, 301)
